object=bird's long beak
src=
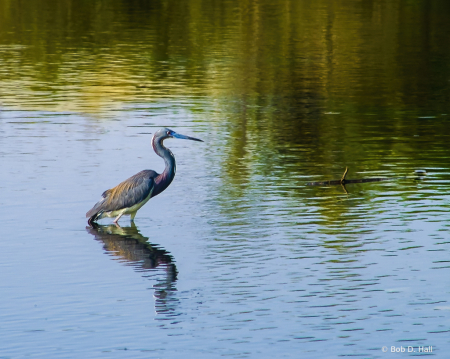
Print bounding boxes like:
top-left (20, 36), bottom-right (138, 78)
top-left (172, 132), bottom-right (203, 142)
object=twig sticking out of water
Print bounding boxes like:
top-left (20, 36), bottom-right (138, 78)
top-left (340, 167), bottom-right (348, 184)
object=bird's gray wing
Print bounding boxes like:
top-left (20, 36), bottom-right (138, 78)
top-left (86, 170), bottom-right (157, 218)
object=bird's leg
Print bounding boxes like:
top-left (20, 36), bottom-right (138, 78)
top-left (113, 211), bottom-right (125, 224)
top-left (130, 211), bottom-right (137, 222)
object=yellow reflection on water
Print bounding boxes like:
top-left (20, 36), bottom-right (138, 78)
top-left (0, 0), bottom-right (448, 113)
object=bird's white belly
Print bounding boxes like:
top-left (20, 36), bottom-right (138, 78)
top-left (104, 191), bottom-right (153, 218)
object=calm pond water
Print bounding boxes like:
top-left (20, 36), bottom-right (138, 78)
top-left (1, 0), bottom-right (450, 358)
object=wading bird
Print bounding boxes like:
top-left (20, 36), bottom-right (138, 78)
top-left (86, 128), bottom-right (203, 225)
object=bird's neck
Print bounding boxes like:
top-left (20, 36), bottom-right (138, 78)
top-left (152, 137), bottom-right (176, 197)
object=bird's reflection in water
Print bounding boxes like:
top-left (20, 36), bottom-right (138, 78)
top-left (86, 223), bottom-right (178, 316)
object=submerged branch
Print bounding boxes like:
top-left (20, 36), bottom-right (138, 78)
top-left (307, 168), bottom-right (426, 187)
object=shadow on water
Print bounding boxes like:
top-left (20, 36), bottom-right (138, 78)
top-left (86, 223), bottom-right (178, 315)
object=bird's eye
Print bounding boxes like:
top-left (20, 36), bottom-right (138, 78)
top-left (167, 131), bottom-right (170, 135)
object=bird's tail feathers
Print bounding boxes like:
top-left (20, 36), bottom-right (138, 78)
top-left (86, 199), bottom-right (107, 225)
top-left (87, 211), bottom-right (103, 226)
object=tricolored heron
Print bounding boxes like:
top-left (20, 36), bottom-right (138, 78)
top-left (86, 128), bottom-right (203, 225)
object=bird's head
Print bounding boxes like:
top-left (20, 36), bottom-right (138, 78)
top-left (154, 128), bottom-right (203, 142)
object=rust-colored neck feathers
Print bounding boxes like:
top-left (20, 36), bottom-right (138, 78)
top-left (151, 134), bottom-right (176, 197)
